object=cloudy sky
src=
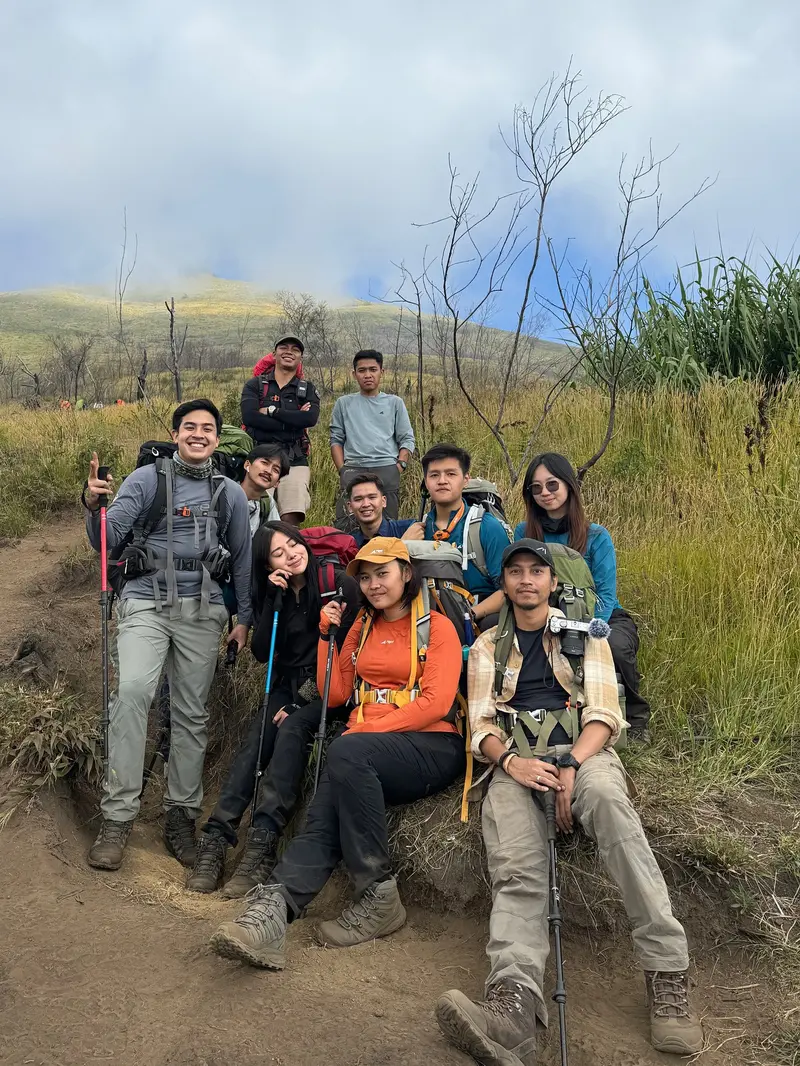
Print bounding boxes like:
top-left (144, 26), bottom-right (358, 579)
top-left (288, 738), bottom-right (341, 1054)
top-left (1, 0), bottom-right (798, 322)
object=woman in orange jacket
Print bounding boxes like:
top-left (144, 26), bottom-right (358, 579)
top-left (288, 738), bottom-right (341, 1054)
top-left (209, 537), bottom-right (465, 970)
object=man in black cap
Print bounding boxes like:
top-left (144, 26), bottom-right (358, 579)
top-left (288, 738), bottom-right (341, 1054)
top-left (240, 337), bottom-right (320, 525)
top-left (435, 539), bottom-right (702, 1063)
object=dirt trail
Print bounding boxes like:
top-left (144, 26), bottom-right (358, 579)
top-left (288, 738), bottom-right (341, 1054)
top-left (0, 519), bottom-right (773, 1065)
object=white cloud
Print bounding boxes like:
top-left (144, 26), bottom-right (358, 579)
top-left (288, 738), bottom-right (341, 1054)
top-left (0, 0), bottom-right (797, 297)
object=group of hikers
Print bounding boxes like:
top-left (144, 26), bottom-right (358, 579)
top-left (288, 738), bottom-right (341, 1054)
top-left (80, 337), bottom-right (702, 1063)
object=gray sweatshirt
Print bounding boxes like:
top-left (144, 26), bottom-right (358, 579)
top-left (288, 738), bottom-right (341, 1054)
top-left (329, 392), bottom-right (415, 467)
top-left (86, 464), bottom-right (253, 626)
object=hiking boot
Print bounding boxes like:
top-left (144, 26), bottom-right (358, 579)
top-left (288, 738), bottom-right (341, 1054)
top-left (645, 971), bottom-right (704, 1055)
top-left (209, 884), bottom-right (287, 969)
top-left (163, 807), bottom-right (197, 868)
top-left (87, 819), bottom-right (133, 870)
top-left (628, 727), bottom-right (652, 746)
top-left (317, 877), bottom-right (406, 948)
top-left (435, 981), bottom-right (539, 1066)
top-left (186, 831), bottom-right (228, 893)
top-left (220, 827), bottom-right (279, 899)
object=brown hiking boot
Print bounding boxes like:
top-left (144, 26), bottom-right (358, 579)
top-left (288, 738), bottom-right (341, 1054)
top-left (87, 819), bottom-right (133, 870)
top-left (220, 827), bottom-right (278, 899)
top-left (163, 807), bottom-right (197, 867)
top-left (186, 832), bottom-right (228, 893)
top-left (645, 971), bottom-right (704, 1055)
top-left (317, 877), bottom-right (406, 948)
top-left (435, 981), bottom-right (539, 1066)
top-left (209, 884), bottom-right (287, 970)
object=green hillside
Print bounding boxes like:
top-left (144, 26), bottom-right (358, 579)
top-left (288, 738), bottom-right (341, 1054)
top-left (0, 274), bottom-right (567, 369)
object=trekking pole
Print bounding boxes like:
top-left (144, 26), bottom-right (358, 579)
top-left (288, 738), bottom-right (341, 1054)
top-left (98, 466), bottom-right (111, 788)
top-left (542, 756), bottom-right (569, 1066)
top-left (312, 588), bottom-right (342, 796)
top-left (417, 483), bottom-right (429, 523)
top-left (251, 587), bottom-right (284, 820)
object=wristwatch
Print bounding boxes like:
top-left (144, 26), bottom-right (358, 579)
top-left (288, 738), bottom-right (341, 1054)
top-left (556, 752), bottom-right (582, 772)
top-left (397, 459), bottom-right (408, 470)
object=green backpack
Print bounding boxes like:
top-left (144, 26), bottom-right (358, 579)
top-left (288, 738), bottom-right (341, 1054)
top-left (214, 425), bottom-right (254, 481)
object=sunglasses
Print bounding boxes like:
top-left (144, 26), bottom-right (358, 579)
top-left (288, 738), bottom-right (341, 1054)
top-left (529, 478), bottom-right (562, 497)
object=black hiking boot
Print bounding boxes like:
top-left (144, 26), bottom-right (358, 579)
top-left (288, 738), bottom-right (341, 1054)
top-left (186, 831), bottom-right (228, 893)
top-left (220, 827), bottom-right (279, 899)
top-left (435, 981), bottom-right (539, 1066)
top-left (645, 971), bottom-right (703, 1055)
top-left (163, 807), bottom-right (197, 868)
top-left (87, 819), bottom-right (133, 870)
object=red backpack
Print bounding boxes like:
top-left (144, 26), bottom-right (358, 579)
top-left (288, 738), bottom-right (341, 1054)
top-left (302, 526), bottom-right (358, 598)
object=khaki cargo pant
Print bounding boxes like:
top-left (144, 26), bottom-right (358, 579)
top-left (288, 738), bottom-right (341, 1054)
top-left (482, 746), bottom-right (689, 1025)
top-left (102, 597), bottom-right (228, 823)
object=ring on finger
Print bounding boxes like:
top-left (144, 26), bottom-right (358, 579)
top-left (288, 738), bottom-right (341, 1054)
top-left (536, 775), bottom-right (540, 783)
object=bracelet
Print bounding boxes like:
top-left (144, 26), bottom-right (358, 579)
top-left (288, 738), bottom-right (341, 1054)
top-left (498, 750), bottom-right (517, 774)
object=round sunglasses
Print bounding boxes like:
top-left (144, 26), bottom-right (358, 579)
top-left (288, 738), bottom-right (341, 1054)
top-left (529, 478), bottom-right (563, 497)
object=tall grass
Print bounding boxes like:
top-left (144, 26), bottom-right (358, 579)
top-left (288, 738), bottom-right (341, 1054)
top-left (637, 254), bottom-right (800, 383)
top-left (1, 378), bottom-right (800, 794)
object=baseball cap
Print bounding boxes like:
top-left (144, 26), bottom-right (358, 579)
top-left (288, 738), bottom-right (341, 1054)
top-left (501, 539), bottom-right (555, 572)
top-left (274, 335), bottom-right (305, 353)
top-left (346, 536), bottom-right (410, 577)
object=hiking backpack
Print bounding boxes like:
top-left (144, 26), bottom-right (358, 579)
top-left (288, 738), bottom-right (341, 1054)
top-left (461, 479), bottom-right (513, 577)
top-left (135, 423), bottom-right (254, 481)
top-left (301, 526), bottom-right (359, 599)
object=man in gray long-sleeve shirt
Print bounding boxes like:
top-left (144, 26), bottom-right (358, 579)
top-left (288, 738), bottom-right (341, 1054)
top-left (82, 399), bottom-right (253, 874)
top-left (330, 349), bottom-right (416, 520)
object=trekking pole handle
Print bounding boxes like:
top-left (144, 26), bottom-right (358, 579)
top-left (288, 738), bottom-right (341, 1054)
top-left (225, 642), bottom-right (238, 667)
top-left (542, 754), bottom-right (558, 841)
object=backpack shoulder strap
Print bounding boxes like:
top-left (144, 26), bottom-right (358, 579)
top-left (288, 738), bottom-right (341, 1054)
top-left (319, 561), bottom-right (337, 600)
top-left (212, 474), bottom-right (231, 545)
top-left (464, 504), bottom-right (487, 576)
top-left (134, 458), bottom-right (169, 544)
top-left (493, 600), bottom-right (515, 696)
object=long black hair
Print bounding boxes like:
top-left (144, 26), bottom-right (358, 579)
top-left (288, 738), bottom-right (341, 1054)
top-left (251, 521), bottom-right (323, 619)
top-left (521, 452), bottom-right (590, 555)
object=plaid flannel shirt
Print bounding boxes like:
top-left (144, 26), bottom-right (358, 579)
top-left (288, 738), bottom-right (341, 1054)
top-left (468, 606), bottom-right (625, 764)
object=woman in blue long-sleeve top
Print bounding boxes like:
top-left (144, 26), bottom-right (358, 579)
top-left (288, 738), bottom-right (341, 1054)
top-left (514, 452), bottom-right (650, 739)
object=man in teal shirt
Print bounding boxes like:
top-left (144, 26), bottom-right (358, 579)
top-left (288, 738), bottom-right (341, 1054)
top-left (421, 443), bottom-right (509, 625)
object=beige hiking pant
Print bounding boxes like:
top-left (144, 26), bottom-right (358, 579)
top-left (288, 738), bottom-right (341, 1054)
top-left (101, 597), bottom-right (228, 823)
top-left (482, 747), bottom-right (689, 1025)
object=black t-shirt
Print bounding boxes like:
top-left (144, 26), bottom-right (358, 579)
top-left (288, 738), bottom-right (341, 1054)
top-left (510, 625), bottom-right (571, 746)
top-left (251, 566), bottom-right (359, 681)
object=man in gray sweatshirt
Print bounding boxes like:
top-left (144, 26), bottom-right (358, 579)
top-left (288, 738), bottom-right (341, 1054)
top-left (330, 350), bottom-right (415, 520)
top-left (83, 399), bottom-right (252, 873)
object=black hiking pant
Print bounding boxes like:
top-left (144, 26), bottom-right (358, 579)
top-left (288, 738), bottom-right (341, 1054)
top-left (203, 683), bottom-right (344, 846)
top-left (608, 607), bottom-right (650, 733)
top-left (269, 730), bottom-right (465, 917)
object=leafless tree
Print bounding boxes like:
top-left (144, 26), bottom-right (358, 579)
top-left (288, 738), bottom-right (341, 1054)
top-left (165, 297), bottom-right (188, 402)
top-left (137, 346), bottom-right (148, 401)
top-left (113, 208), bottom-right (138, 393)
top-left (18, 360), bottom-right (42, 406)
top-left (396, 68), bottom-right (627, 484)
top-left (0, 352), bottom-right (19, 401)
top-left (276, 291), bottom-right (344, 392)
top-left (235, 310), bottom-right (252, 367)
top-left (544, 146), bottom-right (713, 477)
top-left (47, 331), bottom-right (96, 403)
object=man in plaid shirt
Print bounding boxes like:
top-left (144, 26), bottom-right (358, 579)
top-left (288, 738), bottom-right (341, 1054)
top-left (436, 540), bottom-right (703, 1064)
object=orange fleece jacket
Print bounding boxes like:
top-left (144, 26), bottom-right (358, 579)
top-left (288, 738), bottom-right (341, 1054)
top-left (318, 610), bottom-right (461, 734)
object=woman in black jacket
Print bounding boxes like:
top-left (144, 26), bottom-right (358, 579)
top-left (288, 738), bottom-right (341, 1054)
top-left (188, 522), bottom-right (359, 898)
